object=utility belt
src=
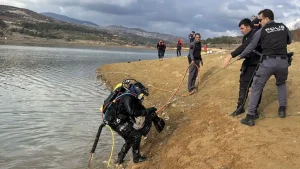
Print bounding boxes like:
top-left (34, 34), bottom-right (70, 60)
top-left (253, 50), bottom-right (293, 66)
top-left (262, 55), bottom-right (287, 60)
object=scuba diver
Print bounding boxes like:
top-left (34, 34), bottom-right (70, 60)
top-left (91, 79), bottom-right (165, 165)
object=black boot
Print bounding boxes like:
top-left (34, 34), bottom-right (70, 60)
top-left (254, 110), bottom-right (260, 120)
top-left (231, 105), bottom-right (245, 116)
top-left (240, 114), bottom-right (255, 126)
top-left (132, 133), bottom-right (147, 163)
top-left (133, 150), bottom-right (147, 163)
top-left (115, 141), bottom-right (131, 164)
top-left (278, 106), bottom-right (286, 118)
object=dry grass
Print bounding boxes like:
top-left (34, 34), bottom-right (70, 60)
top-left (98, 42), bottom-right (300, 169)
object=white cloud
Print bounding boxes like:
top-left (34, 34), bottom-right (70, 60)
top-left (59, 6), bottom-right (65, 13)
top-left (1, 0), bottom-right (300, 38)
top-left (193, 14), bottom-right (203, 18)
top-left (0, 0), bottom-right (27, 8)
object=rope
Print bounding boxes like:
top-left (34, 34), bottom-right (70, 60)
top-left (156, 62), bottom-right (200, 113)
top-left (106, 125), bottom-right (115, 168)
top-left (88, 124), bottom-right (115, 168)
top-left (93, 58), bottom-right (238, 167)
top-left (149, 60), bottom-right (238, 97)
top-left (99, 59), bottom-right (239, 114)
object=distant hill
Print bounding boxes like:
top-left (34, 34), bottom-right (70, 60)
top-left (40, 12), bottom-right (98, 27)
top-left (0, 5), bottom-right (179, 47)
top-left (101, 25), bottom-right (187, 43)
top-left (0, 5), bottom-right (54, 23)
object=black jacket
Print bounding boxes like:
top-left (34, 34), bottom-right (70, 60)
top-left (240, 21), bottom-right (292, 59)
top-left (231, 29), bottom-right (262, 66)
top-left (260, 22), bottom-right (289, 56)
top-left (157, 43), bottom-right (166, 50)
top-left (188, 41), bottom-right (202, 61)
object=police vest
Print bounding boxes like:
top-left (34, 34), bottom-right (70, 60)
top-left (192, 42), bottom-right (202, 60)
top-left (260, 22), bottom-right (288, 56)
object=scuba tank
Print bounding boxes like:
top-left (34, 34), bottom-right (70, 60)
top-left (100, 83), bottom-right (124, 113)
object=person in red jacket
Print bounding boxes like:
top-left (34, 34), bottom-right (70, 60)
top-left (203, 45), bottom-right (207, 53)
top-left (176, 38), bottom-right (183, 56)
top-left (157, 40), bottom-right (166, 60)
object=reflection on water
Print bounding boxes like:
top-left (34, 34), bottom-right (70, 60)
top-left (0, 45), bottom-right (182, 169)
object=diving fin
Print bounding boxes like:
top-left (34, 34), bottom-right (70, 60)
top-left (152, 115), bottom-right (165, 133)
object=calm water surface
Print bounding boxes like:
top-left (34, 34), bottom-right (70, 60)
top-left (0, 45), bottom-right (186, 169)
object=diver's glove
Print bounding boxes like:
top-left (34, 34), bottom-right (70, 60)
top-left (142, 107), bottom-right (157, 116)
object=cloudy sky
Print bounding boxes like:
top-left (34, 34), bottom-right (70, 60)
top-left (1, 0), bottom-right (300, 39)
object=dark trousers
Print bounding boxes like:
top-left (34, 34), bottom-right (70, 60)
top-left (238, 66), bottom-right (262, 109)
top-left (111, 122), bottom-right (142, 160)
top-left (188, 57), bottom-right (200, 91)
top-left (158, 50), bottom-right (165, 59)
top-left (247, 60), bottom-right (288, 116)
top-left (177, 49), bottom-right (181, 56)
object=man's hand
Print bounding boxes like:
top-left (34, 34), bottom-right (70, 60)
top-left (223, 55), bottom-right (232, 67)
top-left (191, 60), bottom-right (194, 65)
top-left (248, 88), bottom-right (252, 97)
top-left (200, 60), bottom-right (204, 66)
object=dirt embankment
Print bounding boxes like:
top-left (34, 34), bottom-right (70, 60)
top-left (98, 42), bottom-right (300, 169)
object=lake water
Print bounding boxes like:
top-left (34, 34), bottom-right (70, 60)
top-left (0, 45), bottom-right (186, 169)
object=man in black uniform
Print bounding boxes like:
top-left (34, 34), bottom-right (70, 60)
top-left (107, 82), bottom-right (157, 164)
top-left (188, 33), bottom-right (203, 92)
top-left (238, 9), bottom-right (292, 126)
top-left (224, 18), bottom-right (262, 117)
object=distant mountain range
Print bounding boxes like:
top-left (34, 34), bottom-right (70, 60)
top-left (40, 12), bottom-right (98, 26)
top-left (40, 12), bottom-right (186, 42)
top-left (100, 25), bottom-right (186, 43)
top-left (0, 5), bottom-right (188, 46)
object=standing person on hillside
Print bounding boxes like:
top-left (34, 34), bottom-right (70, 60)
top-left (162, 41), bottom-right (166, 59)
top-left (187, 33), bottom-right (203, 93)
top-left (176, 38), bottom-right (183, 56)
top-left (189, 31), bottom-right (195, 43)
top-left (157, 40), bottom-right (166, 60)
top-left (238, 9), bottom-right (292, 126)
top-left (223, 18), bottom-right (262, 118)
